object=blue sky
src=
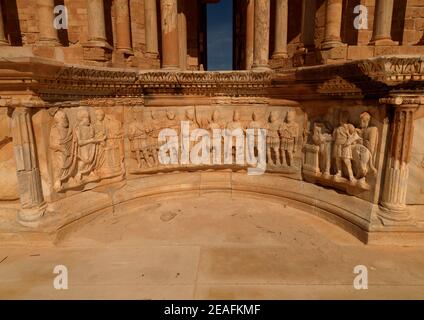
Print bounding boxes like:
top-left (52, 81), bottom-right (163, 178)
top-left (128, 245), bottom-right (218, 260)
top-left (207, 0), bottom-right (233, 70)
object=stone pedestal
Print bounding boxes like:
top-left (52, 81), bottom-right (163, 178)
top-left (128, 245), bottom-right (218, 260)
top-left (379, 97), bottom-right (419, 225)
top-left (252, 0), bottom-right (270, 70)
top-left (145, 0), bottom-right (159, 56)
top-left (10, 107), bottom-right (45, 226)
top-left (115, 0), bottom-right (133, 55)
top-left (0, 1), bottom-right (9, 46)
top-left (272, 0), bottom-right (288, 59)
top-left (322, 0), bottom-right (344, 49)
top-left (37, 0), bottom-right (60, 46)
top-left (160, 0), bottom-right (179, 70)
top-left (371, 0), bottom-right (398, 46)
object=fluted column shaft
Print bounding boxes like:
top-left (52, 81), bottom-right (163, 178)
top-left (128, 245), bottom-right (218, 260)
top-left (379, 96), bottom-right (419, 225)
top-left (322, 0), bottom-right (343, 49)
top-left (11, 107), bottom-right (45, 226)
top-left (86, 0), bottom-right (110, 48)
top-left (178, 3), bottom-right (187, 70)
top-left (160, 0), bottom-right (179, 69)
top-left (252, 0), bottom-right (270, 70)
top-left (372, 0), bottom-right (397, 45)
top-left (145, 0), bottom-right (159, 55)
top-left (37, 0), bottom-right (60, 46)
top-left (272, 0), bottom-right (288, 59)
top-left (115, 0), bottom-right (132, 54)
top-left (245, 0), bottom-right (254, 69)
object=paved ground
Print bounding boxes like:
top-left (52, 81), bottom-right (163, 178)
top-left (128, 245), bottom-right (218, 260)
top-left (0, 193), bottom-right (424, 299)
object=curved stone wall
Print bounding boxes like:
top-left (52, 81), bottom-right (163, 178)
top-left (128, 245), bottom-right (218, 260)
top-left (1, 58), bottom-right (424, 245)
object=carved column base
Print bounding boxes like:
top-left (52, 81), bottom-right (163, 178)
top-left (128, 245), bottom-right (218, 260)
top-left (116, 48), bottom-right (134, 56)
top-left (17, 204), bottom-right (46, 228)
top-left (321, 40), bottom-right (345, 50)
top-left (370, 38), bottom-right (399, 46)
top-left (83, 41), bottom-right (113, 62)
top-left (377, 206), bottom-right (413, 226)
top-left (37, 38), bottom-right (61, 47)
top-left (271, 52), bottom-right (288, 60)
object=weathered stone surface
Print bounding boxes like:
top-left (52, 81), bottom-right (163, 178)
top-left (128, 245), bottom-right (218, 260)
top-left (0, 1), bottom-right (423, 300)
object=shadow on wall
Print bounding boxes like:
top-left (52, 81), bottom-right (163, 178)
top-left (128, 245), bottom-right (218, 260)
top-left (3, 0), bottom-right (22, 46)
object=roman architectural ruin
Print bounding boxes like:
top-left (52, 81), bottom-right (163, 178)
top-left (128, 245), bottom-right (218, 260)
top-left (0, 0), bottom-right (424, 245)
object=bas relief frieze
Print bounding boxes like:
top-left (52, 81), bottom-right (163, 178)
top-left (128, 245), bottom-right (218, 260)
top-left (303, 107), bottom-right (383, 197)
top-left (124, 105), bottom-right (304, 177)
top-left (46, 101), bottom-right (387, 201)
top-left (48, 107), bottom-right (125, 193)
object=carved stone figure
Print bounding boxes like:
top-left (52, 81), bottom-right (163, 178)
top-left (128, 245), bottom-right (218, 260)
top-left (128, 112), bottom-right (151, 168)
top-left (49, 110), bottom-right (76, 191)
top-left (266, 111), bottom-right (281, 166)
top-left (248, 111), bottom-right (263, 160)
top-left (164, 109), bottom-right (180, 164)
top-left (182, 109), bottom-right (199, 158)
top-left (357, 112), bottom-right (379, 164)
top-left (93, 108), bottom-right (107, 173)
top-left (147, 110), bottom-right (160, 166)
top-left (332, 111), bottom-right (361, 183)
top-left (102, 113), bottom-right (125, 175)
top-left (226, 110), bottom-right (244, 163)
top-left (279, 110), bottom-right (299, 167)
top-left (74, 108), bottom-right (98, 181)
top-left (353, 111), bottom-right (378, 186)
top-left (312, 122), bottom-right (332, 177)
top-left (208, 110), bottom-right (223, 164)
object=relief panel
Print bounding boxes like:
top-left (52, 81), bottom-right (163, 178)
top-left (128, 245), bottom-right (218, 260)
top-left (302, 104), bottom-right (386, 202)
top-left (48, 106), bottom-right (125, 193)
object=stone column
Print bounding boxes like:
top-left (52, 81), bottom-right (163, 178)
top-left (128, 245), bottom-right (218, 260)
top-left (245, 0), bottom-right (254, 69)
top-left (300, 0), bottom-right (316, 48)
top-left (252, 0), bottom-right (270, 70)
top-left (322, 0), bottom-right (343, 49)
top-left (0, 1), bottom-right (9, 46)
top-left (10, 107), bottom-right (45, 226)
top-left (86, 0), bottom-right (111, 49)
top-left (371, 0), bottom-right (397, 46)
top-left (160, 0), bottom-right (179, 69)
top-left (37, 0), bottom-right (60, 46)
top-left (379, 96), bottom-right (420, 225)
top-left (144, 0), bottom-right (159, 56)
top-left (115, 0), bottom-right (133, 54)
top-left (272, 0), bottom-right (288, 59)
top-left (178, 3), bottom-right (187, 70)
